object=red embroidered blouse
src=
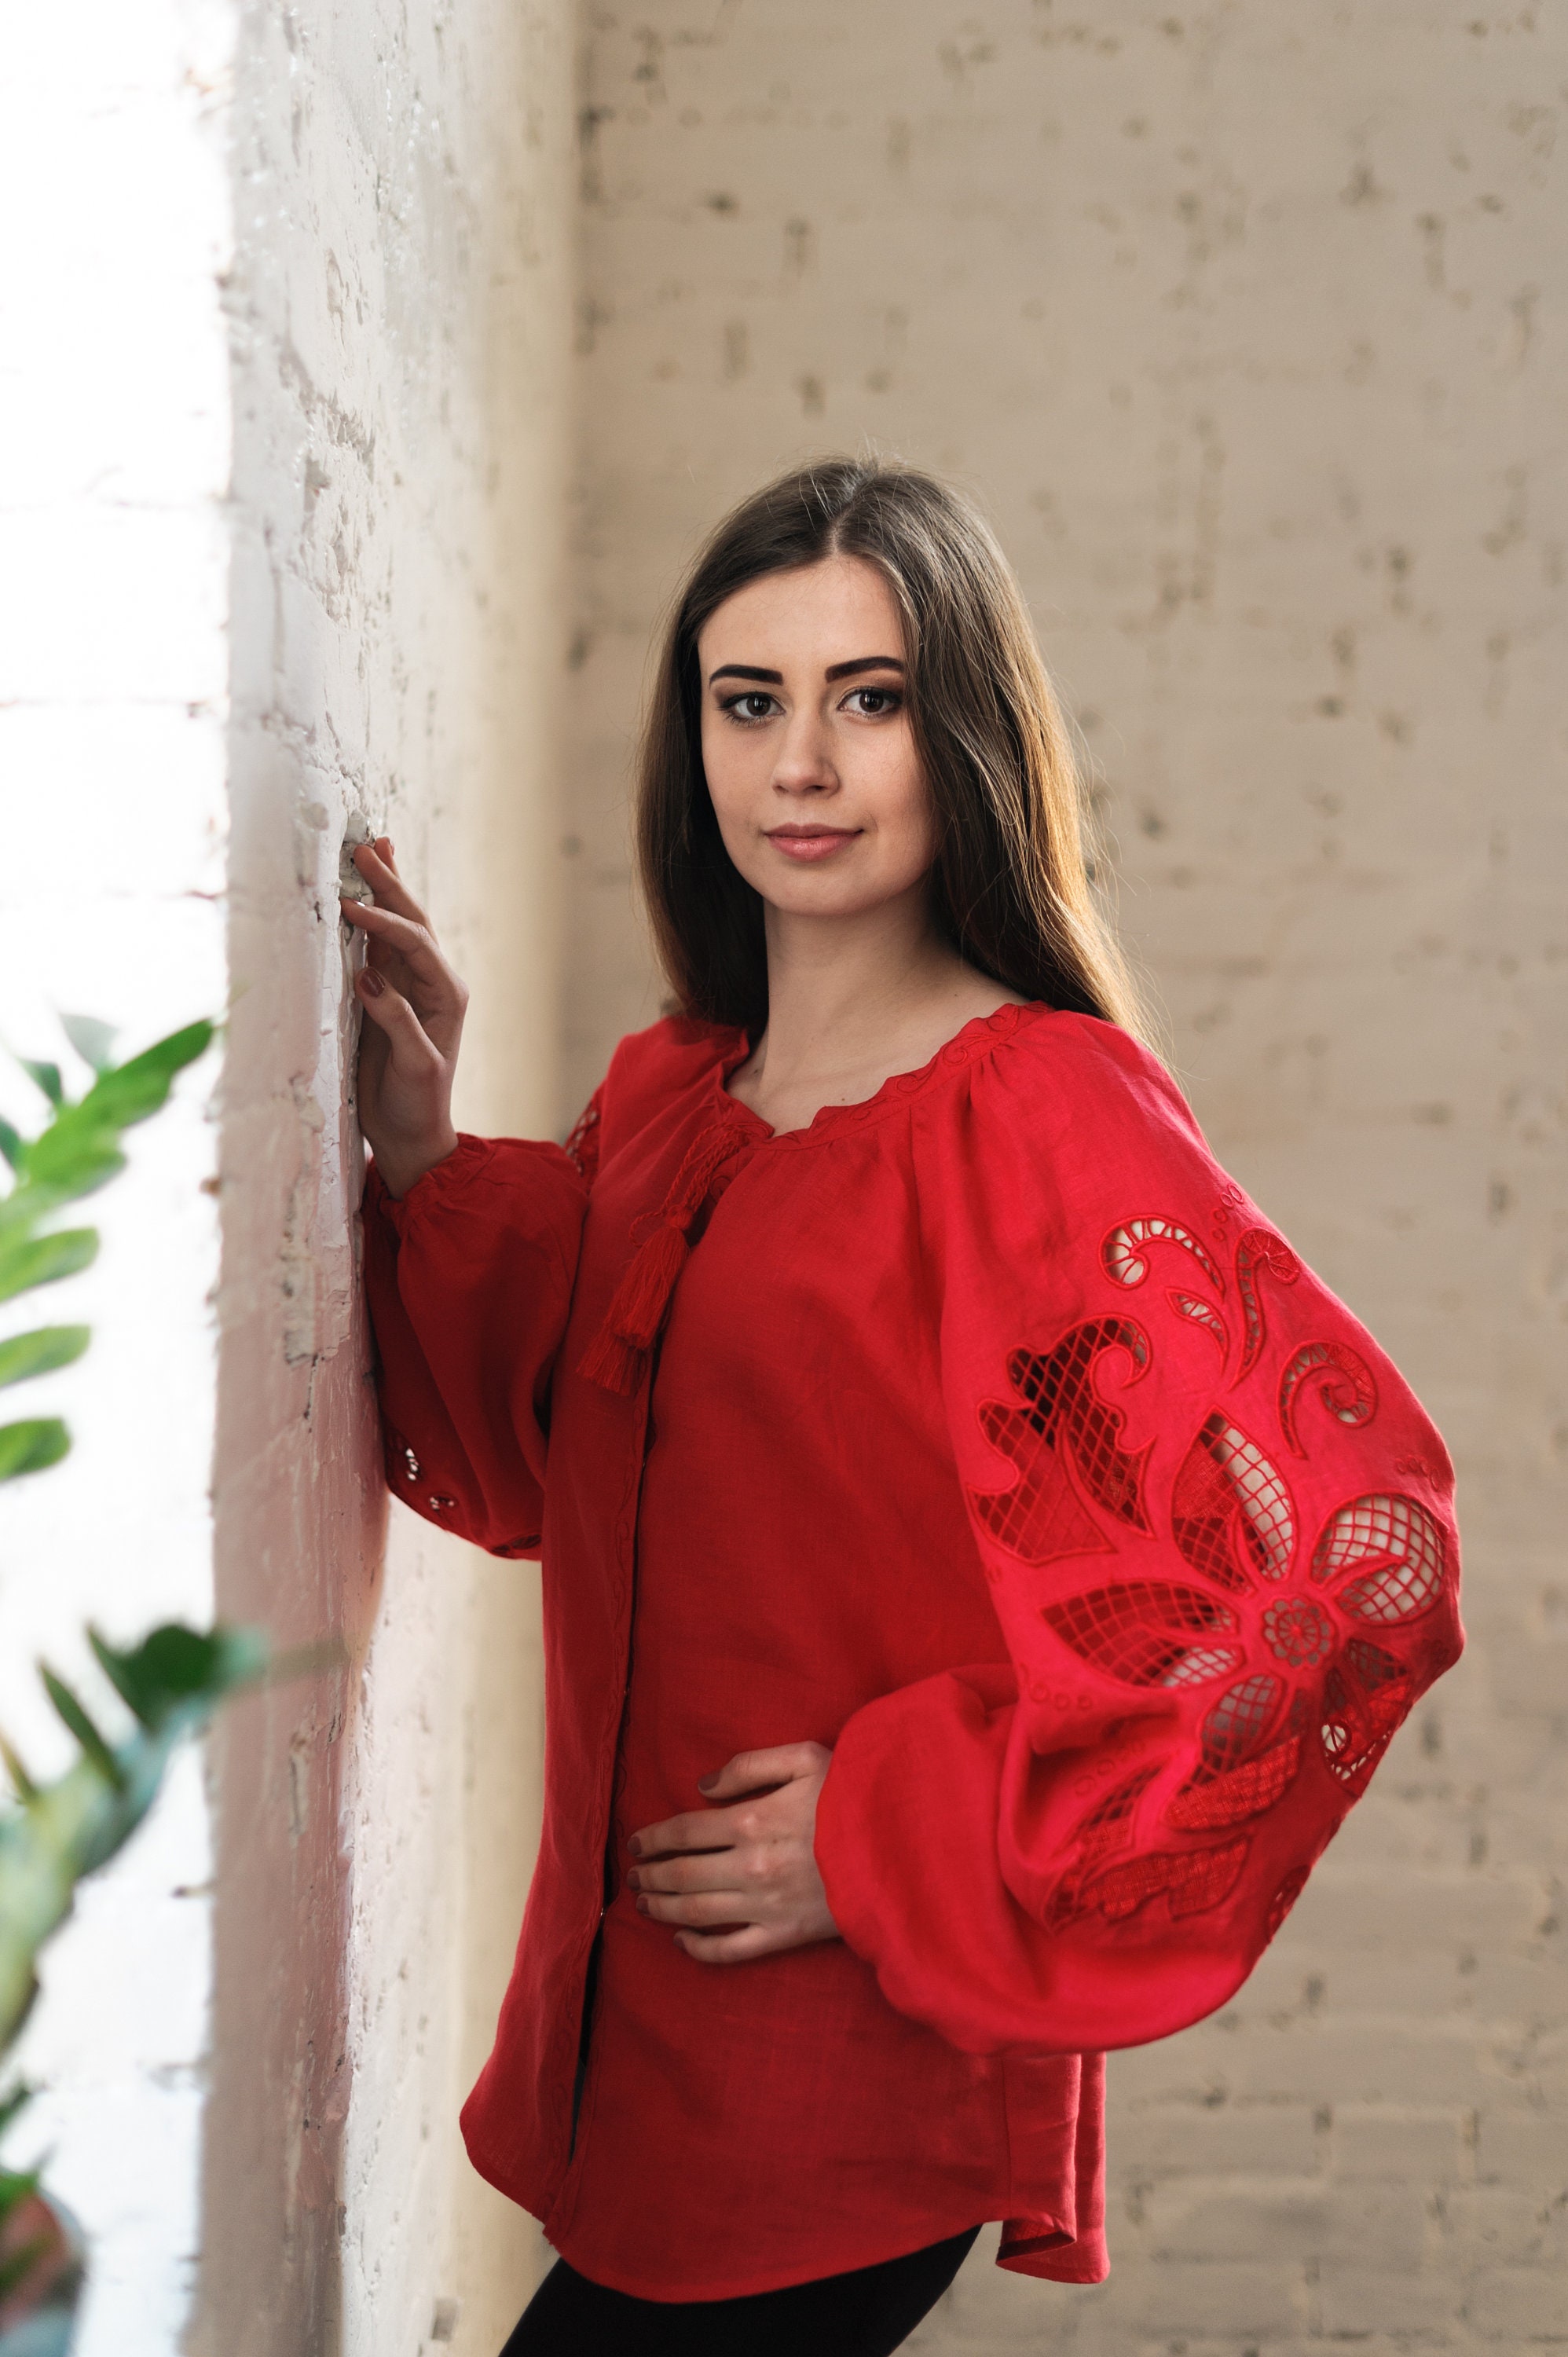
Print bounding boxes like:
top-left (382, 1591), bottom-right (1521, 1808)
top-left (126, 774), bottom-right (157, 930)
top-left (363, 1002), bottom-right (1462, 2302)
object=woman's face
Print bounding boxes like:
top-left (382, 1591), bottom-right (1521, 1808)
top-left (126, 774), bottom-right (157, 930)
top-left (697, 555), bottom-right (936, 922)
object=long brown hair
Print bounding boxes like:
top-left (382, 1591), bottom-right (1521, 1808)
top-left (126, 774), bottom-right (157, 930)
top-left (636, 456), bottom-right (1151, 1043)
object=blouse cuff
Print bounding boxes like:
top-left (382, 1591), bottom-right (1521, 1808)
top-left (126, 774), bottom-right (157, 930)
top-left (815, 1666), bottom-right (1032, 2056)
top-left (366, 1133), bottom-right (494, 1233)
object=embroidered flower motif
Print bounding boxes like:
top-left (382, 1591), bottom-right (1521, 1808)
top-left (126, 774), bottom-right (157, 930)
top-left (1262, 1595), bottom-right (1334, 1669)
top-left (969, 1215), bottom-right (1453, 1934)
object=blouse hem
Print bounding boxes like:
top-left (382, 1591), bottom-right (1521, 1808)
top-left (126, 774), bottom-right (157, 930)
top-left (541, 2214), bottom-right (1005, 2305)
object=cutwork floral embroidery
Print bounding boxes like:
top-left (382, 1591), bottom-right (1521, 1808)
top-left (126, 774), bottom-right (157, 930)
top-left (967, 1215), bottom-right (1453, 1934)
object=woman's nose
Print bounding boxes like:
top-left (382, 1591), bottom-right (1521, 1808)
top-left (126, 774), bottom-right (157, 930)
top-left (770, 709), bottom-right (838, 795)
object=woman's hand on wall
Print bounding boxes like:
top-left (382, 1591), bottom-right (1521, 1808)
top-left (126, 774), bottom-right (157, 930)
top-left (340, 839), bottom-right (467, 1198)
top-left (626, 1742), bottom-right (841, 1964)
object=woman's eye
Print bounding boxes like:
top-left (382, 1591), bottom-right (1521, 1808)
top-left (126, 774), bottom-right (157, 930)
top-left (722, 692), bottom-right (779, 723)
top-left (844, 687), bottom-right (900, 717)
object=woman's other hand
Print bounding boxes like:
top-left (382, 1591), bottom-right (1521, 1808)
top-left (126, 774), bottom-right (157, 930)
top-left (340, 838), bottom-right (467, 1197)
top-left (626, 1743), bottom-right (840, 1965)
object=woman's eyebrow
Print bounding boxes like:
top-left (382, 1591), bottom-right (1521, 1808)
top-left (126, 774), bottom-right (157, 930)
top-left (823, 655), bottom-right (905, 681)
top-left (705, 654), bottom-right (906, 687)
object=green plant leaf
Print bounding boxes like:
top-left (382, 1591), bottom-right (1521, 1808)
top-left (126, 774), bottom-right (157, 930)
top-left (0, 2082), bottom-right (31, 2143)
top-left (57, 1014), bottom-right (117, 1074)
top-left (0, 1330), bottom-right (90, 1392)
top-left (0, 1231), bottom-right (97, 1308)
top-left (88, 1624), bottom-right (269, 1735)
top-left (0, 1621), bottom-right (273, 2048)
top-left (0, 1738), bottom-right (36, 1804)
top-left (16, 1062), bottom-right (63, 1110)
top-left (0, 1424), bottom-right (70, 1483)
top-left (38, 1674), bottom-right (124, 1795)
top-left (18, 1122), bottom-right (126, 1208)
top-left (0, 1120), bottom-right (20, 1172)
top-left (75, 1020), bottom-right (214, 1133)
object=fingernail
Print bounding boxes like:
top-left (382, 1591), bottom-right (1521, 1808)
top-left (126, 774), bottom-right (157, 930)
top-left (361, 968), bottom-right (386, 999)
top-left (625, 1869), bottom-right (640, 1890)
top-left (697, 1773), bottom-right (717, 1794)
top-left (635, 1895), bottom-right (650, 1915)
top-left (627, 1835), bottom-right (643, 1857)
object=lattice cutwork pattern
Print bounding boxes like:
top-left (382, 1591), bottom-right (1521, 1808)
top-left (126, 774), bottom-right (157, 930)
top-left (1201, 1671), bottom-right (1282, 1770)
top-left (1168, 1737), bottom-right (1301, 1831)
top-left (1046, 1762), bottom-right (1162, 1930)
top-left (1311, 1494), bottom-right (1446, 1624)
top-left (1319, 1638), bottom-right (1413, 1796)
top-left (1042, 1578), bottom-right (1242, 1689)
top-left (1094, 1834), bottom-right (1252, 1922)
top-left (1075, 1763), bottom-right (1160, 1868)
top-left (1172, 1413), bottom-right (1296, 1592)
top-left (1163, 1657), bottom-right (1304, 1833)
top-left (1008, 1321), bottom-right (1152, 1527)
top-left (968, 1203), bottom-right (1453, 1934)
top-left (969, 1318), bottom-right (1152, 1562)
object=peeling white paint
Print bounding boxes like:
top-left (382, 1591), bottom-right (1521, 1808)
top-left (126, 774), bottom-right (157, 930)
top-left (198, 3), bottom-right (575, 2354)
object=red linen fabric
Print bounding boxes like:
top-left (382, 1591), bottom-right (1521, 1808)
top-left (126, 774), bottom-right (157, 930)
top-left (363, 1003), bottom-right (1462, 2301)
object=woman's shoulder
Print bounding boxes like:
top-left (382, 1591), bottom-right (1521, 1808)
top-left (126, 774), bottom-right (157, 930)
top-left (923, 1007), bottom-right (1263, 1299)
top-left (978, 1004), bottom-right (1203, 1153)
top-left (599, 1010), bottom-right (737, 1122)
top-left (903, 1003), bottom-right (1236, 1245)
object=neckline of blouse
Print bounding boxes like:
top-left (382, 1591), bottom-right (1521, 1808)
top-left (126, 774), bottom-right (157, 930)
top-left (707, 997), bottom-right (1052, 1149)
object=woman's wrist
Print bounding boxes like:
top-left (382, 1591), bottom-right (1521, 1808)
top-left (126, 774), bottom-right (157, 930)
top-left (370, 1124), bottom-right (461, 1200)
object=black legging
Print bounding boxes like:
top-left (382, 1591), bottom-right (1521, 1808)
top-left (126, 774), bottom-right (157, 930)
top-left (499, 2224), bottom-right (982, 2356)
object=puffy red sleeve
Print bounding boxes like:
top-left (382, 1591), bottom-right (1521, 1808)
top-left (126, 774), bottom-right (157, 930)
top-left (362, 1128), bottom-right (589, 1558)
top-left (814, 1017), bottom-right (1464, 2058)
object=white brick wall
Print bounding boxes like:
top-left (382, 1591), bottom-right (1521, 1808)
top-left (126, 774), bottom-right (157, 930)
top-left (197, 5), bottom-right (574, 2354)
top-left (564, 6), bottom-right (1567, 2349)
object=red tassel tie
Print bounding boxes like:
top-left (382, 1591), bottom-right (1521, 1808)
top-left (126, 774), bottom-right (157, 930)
top-left (578, 1117), bottom-right (749, 1396)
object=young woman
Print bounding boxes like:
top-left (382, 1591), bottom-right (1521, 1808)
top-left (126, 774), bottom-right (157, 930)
top-left (344, 460), bottom-right (1463, 2357)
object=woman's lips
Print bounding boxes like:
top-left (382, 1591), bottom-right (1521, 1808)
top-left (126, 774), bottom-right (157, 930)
top-left (764, 828), bottom-right (862, 863)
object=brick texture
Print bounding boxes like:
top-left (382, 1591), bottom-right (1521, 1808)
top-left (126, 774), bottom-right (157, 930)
top-left (564, 4), bottom-right (1567, 2350)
